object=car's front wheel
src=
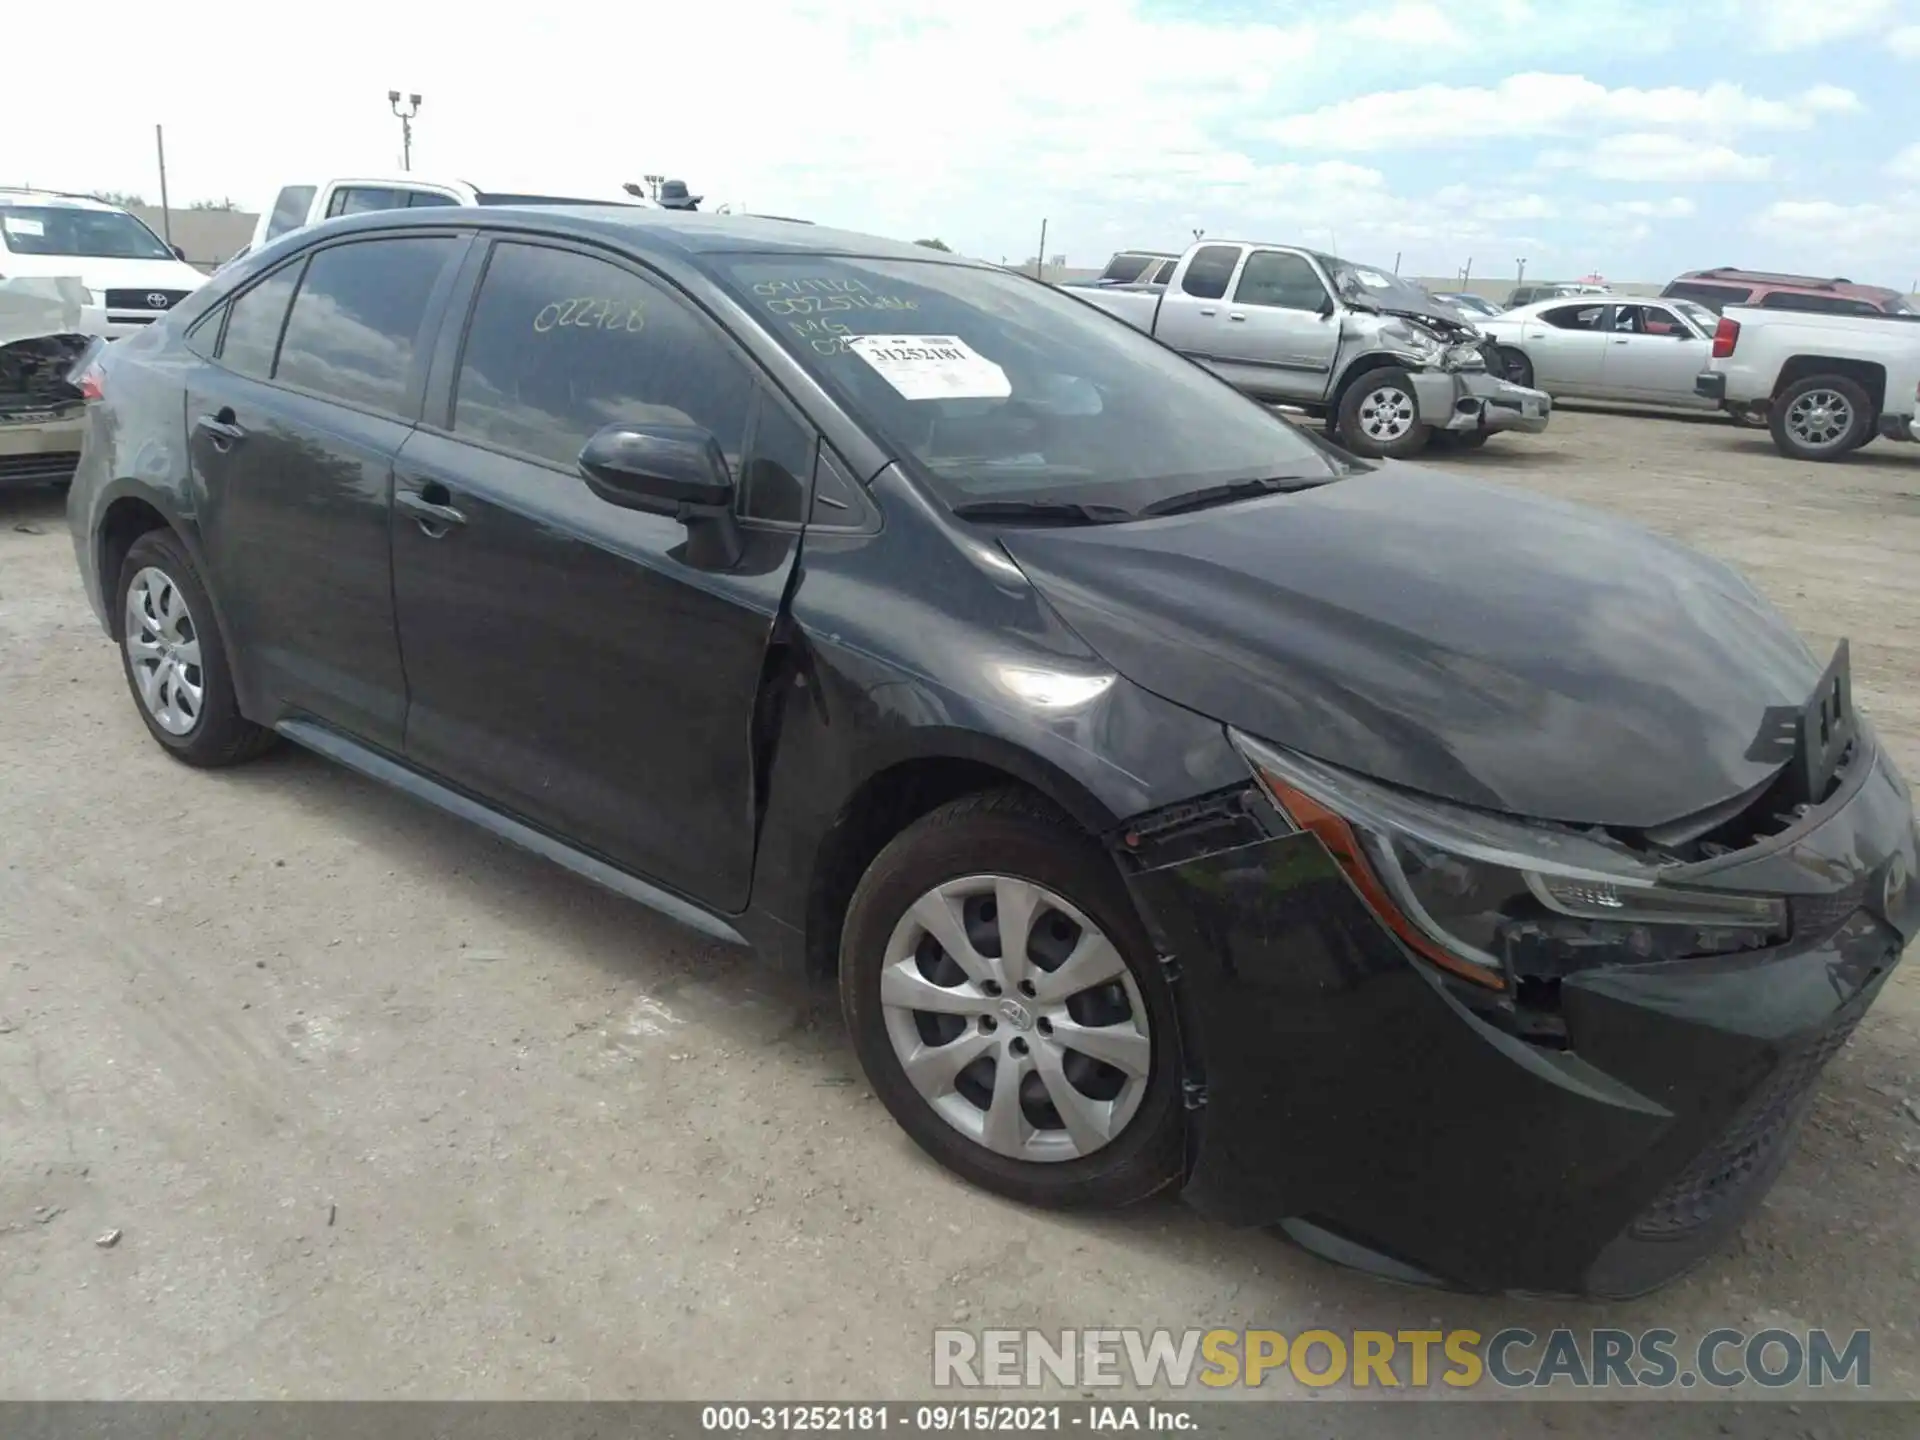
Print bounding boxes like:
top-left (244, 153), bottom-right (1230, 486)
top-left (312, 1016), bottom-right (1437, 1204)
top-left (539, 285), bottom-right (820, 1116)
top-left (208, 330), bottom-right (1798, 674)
top-left (839, 789), bottom-right (1183, 1209)
top-left (1497, 347), bottom-right (1535, 389)
top-left (116, 529), bottom-right (276, 767)
top-left (1336, 368), bottom-right (1432, 459)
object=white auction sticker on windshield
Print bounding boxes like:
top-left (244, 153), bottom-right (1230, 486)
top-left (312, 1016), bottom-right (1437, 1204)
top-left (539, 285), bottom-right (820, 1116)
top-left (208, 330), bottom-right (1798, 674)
top-left (3, 216), bottom-right (46, 237)
top-left (846, 335), bottom-right (1011, 400)
top-left (1353, 269), bottom-right (1392, 288)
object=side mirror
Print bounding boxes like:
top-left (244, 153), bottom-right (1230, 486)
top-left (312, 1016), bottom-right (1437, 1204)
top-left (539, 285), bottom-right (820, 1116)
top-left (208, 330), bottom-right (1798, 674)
top-left (578, 423), bottom-right (742, 567)
top-left (172, 245), bottom-right (187, 261)
top-left (1318, 294), bottom-right (1337, 319)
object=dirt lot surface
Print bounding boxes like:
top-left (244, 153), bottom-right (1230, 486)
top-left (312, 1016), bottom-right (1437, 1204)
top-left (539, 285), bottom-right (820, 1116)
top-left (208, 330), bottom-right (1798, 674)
top-left (2, 407), bottom-right (1918, 1421)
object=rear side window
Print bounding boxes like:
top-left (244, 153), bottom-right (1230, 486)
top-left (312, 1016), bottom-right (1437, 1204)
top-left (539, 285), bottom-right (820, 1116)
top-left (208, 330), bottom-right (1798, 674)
top-left (265, 186), bottom-right (317, 241)
top-left (325, 186), bottom-right (434, 218)
top-left (218, 264), bottom-right (302, 380)
top-left (1180, 245), bottom-right (1243, 301)
top-left (1541, 304), bottom-right (1605, 330)
top-left (1232, 251), bottom-right (1328, 311)
top-left (1758, 291), bottom-right (1879, 315)
top-left (272, 237), bottom-right (458, 414)
top-left (450, 242), bottom-right (753, 473)
top-left (1101, 254), bottom-right (1154, 284)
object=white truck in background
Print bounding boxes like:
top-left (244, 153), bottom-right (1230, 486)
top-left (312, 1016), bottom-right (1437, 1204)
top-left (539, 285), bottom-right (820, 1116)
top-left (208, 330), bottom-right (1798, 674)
top-left (1695, 306), bottom-right (1920, 461)
top-left (226, 176), bottom-right (656, 269)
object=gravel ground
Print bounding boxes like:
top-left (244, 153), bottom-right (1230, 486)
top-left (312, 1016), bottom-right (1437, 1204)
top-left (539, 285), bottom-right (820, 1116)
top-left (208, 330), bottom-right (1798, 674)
top-left (1, 406), bottom-right (1917, 1417)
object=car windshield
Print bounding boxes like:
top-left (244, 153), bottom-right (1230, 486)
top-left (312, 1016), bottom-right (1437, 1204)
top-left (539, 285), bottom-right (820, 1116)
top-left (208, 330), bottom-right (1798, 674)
top-left (1320, 257), bottom-right (1445, 316)
top-left (711, 254), bottom-right (1343, 516)
top-left (1671, 300), bottom-right (1718, 334)
top-left (0, 204), bottom-right (174, 260)
top-left (1887, 295), bottom-right (1916, 316)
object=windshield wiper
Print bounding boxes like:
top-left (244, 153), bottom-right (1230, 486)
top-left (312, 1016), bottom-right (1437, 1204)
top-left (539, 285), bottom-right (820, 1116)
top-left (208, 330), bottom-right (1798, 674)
top-left (1139, 473), bottom-right (1333, 518)
top-left (949, 499), bottom-right (1132, 526)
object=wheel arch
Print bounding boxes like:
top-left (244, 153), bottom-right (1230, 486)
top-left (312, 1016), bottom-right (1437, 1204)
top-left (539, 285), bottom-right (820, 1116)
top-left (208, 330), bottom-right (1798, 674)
top-left (1774, 356), bottom-right (1886, 414)
top-left (1330, 350), bottom-right (1424, 416)
top-left (801, 734), bottom-right (1124, 980)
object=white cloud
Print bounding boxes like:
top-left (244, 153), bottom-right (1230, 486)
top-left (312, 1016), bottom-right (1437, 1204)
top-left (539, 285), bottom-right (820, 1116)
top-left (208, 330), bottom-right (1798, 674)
top-left (1736, 0), bottom-right (1898, 50)
top-left (1262, 75), bottom-right (1857, 152)
top-left (1753, 196), bottom-right (1920, 280)
top-left (1893, 23), bottom-right (1920, 55)
top-left (1616, 197), bottom-right (1698, 218)
top-left (1542, 134), bottom-right (1773, 182)
top-left (1889, 142), bottom-right (1920, 176)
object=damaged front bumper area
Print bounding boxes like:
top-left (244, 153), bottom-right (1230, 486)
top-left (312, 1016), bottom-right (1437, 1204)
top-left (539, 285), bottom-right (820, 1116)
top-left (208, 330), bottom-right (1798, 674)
top-left (1409, 366), bottom-right (1552, 436)
top-left (1, 279), bottom-right (92, 488)
top-left (1119, 743), bottom-right (1917, 1298)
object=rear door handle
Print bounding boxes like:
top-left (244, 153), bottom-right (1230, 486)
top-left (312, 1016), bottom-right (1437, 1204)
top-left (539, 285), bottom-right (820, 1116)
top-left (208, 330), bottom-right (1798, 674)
top-left (1198, 307), bottom-right (1217, 316)
top-left (1227, 312), bottom-right (1247, 322)
top-left (397, 483), bottom-right (467, 536)
top-left (195, 408), bottom-right (246, 451)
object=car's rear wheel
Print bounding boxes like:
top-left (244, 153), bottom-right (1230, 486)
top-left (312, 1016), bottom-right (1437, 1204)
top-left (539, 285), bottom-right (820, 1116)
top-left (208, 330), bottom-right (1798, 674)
top-left (839, 789), bottom-right (1183, 1209)
top-left (1769, 375), bottom-right (1871, 462)
top-left (1336, 367), bottom-right (1431, 459)
top-left (1497, 347), bottom-right (1534, 389)
top-left (116, 530), bottom-right (276, 767)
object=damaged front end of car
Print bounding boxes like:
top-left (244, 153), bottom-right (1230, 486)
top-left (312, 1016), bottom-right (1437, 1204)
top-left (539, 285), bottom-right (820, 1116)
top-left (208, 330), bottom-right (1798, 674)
top-left (1343, 303), bottom-right (1550, 439)
top-left (1110, 680), bottom-right (1917, 1298)
top-left (1, 277), bottom-right (93, 489)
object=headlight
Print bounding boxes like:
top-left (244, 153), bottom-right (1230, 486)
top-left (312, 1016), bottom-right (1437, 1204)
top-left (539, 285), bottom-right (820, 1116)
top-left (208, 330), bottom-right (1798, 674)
top-left (1382, 319), bottom-right (1445, 365)
top-left (1231, 732), bottom-right (1788, 991)
top-left (1445, 341), bottom-right (1487, 371)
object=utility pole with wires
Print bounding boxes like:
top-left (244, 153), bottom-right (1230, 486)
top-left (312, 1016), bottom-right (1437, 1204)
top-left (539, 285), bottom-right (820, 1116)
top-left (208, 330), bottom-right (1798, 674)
top-left (153, 125), bottom-right (173, 247)
top-left (1035, 219), bottom-right (1048, 282)
top-left (388, 91), bottom-right (421, 171)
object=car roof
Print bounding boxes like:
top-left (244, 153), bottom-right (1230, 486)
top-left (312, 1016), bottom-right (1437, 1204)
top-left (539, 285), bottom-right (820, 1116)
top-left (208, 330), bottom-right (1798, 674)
top-left (1670, 268), bottom-right (1901, 302)
top-left (311, 203), bottom-right (989, 267)
top-left (0, 189), bottom-right (123, 212)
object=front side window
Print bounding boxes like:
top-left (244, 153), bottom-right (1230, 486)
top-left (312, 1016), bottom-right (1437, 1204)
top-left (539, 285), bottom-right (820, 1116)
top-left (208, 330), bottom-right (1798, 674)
top-left (1663, 282), bottom-right (1751, 311)
top-left (451, 242), bottom-right (753, 473)
top-left (711, 253), bottom-right (1342, 516)
top-left (1232, 252), bottom-right (1329, 312)
top-left (218, 264), bottom-right (302, 380)
top-left (272, 237), bottom-right (458, 414)
top-left (0, 204), bottom-right (173, 260)
top-left (1180, 245), bottom-right (1243, 301)
top-left (265, 186), bottom-right (317, 240)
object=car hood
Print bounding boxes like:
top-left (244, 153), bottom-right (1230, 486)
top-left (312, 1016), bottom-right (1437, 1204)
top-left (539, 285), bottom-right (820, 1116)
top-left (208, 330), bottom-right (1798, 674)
top-left (996, 464), bottom-right (1825, 829)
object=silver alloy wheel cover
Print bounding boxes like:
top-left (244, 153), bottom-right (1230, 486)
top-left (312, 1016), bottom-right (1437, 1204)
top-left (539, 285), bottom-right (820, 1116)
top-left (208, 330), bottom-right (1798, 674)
top-left (1784, 389), bottom-right (1853, 452)
top-left (879, 875), bottom-right (1152, 1163)
top-left (1357, 385), bottom-right (1417, 442)
top-left (125, 567), bottom-right (205, 736)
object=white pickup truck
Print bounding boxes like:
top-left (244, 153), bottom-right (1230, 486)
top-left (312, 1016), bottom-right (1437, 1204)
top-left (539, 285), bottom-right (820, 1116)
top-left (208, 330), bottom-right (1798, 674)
top-left (1062, 240), bottom-right (1551, 458)
top-left (1695, 305), bottom-right (1920, 461)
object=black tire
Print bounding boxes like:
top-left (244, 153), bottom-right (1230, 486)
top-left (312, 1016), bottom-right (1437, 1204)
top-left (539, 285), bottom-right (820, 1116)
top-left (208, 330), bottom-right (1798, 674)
top-left (1851, 429), bottom-right (1878, 451)
top-left (1768, 374), bottom-right (1872, 462)
top-left (1335, 366), bottom-right (1432, 459)
top-left (115, 529), bottom-right (276, 767)
top-left (1498, 347), bottom-right (1535, 389)
top-left (839, 788), bottom-right (1184, 1210)
top-left (1428, 430), bottom-right (1489, 452)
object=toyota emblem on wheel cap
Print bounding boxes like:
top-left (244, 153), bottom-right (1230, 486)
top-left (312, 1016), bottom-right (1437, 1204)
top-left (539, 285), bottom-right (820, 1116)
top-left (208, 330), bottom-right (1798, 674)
top-left (146, 293), bottom-right (171, 308)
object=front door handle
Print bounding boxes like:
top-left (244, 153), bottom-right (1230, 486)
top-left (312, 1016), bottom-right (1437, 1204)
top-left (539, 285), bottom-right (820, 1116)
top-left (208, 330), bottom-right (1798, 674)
top-left (397, 483), bottom-right (467, 537)
top-left (195, 408), bottom-right (246, 451)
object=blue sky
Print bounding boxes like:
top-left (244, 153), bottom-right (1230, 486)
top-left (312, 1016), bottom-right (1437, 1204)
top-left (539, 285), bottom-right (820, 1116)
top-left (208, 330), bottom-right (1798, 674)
top-left (13, 0), bottom-right (1920, 286)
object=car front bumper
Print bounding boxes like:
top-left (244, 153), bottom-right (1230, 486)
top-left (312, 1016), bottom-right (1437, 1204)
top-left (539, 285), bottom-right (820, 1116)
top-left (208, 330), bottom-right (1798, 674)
top-left (0, 403), bottom-right (85, 487)
top-left (1125, 746), bottom-right (1917, 1298)
top-left (1410, 369), bottom-right (1551, 436)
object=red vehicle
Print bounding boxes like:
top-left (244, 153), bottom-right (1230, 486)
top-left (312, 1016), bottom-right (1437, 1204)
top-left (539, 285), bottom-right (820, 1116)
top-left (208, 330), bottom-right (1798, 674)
top-left (1662, 266), bottom-right (1915, 317)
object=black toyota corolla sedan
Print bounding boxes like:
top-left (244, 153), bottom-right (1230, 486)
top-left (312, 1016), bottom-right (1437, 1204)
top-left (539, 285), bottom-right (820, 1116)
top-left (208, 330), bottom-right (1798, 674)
top-left (66, 207), bottom-right (1917, 1297)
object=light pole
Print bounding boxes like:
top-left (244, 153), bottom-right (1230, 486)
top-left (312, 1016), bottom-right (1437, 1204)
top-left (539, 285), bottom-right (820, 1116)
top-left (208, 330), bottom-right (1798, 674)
top-left (388, 91), bottom-right (421, 171)
top-left (643, 173), bottom-right (664, 201)
top-left (1516, 258), bottom-right (1528, 286)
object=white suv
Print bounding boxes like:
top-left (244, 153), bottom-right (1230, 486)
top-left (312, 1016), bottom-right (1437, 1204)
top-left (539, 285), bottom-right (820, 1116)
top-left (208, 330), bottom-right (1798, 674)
top-left (238, 176), bottom-right (654, 262)
top-left (0, 189), bottom-right (211, 338)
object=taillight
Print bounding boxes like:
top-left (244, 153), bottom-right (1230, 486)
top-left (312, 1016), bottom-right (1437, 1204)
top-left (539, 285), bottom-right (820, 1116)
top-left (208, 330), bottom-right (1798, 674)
top-left (1712, 316), bottom-right (1740, 358)
top-left (77, 362), bottom-right (105, 401)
